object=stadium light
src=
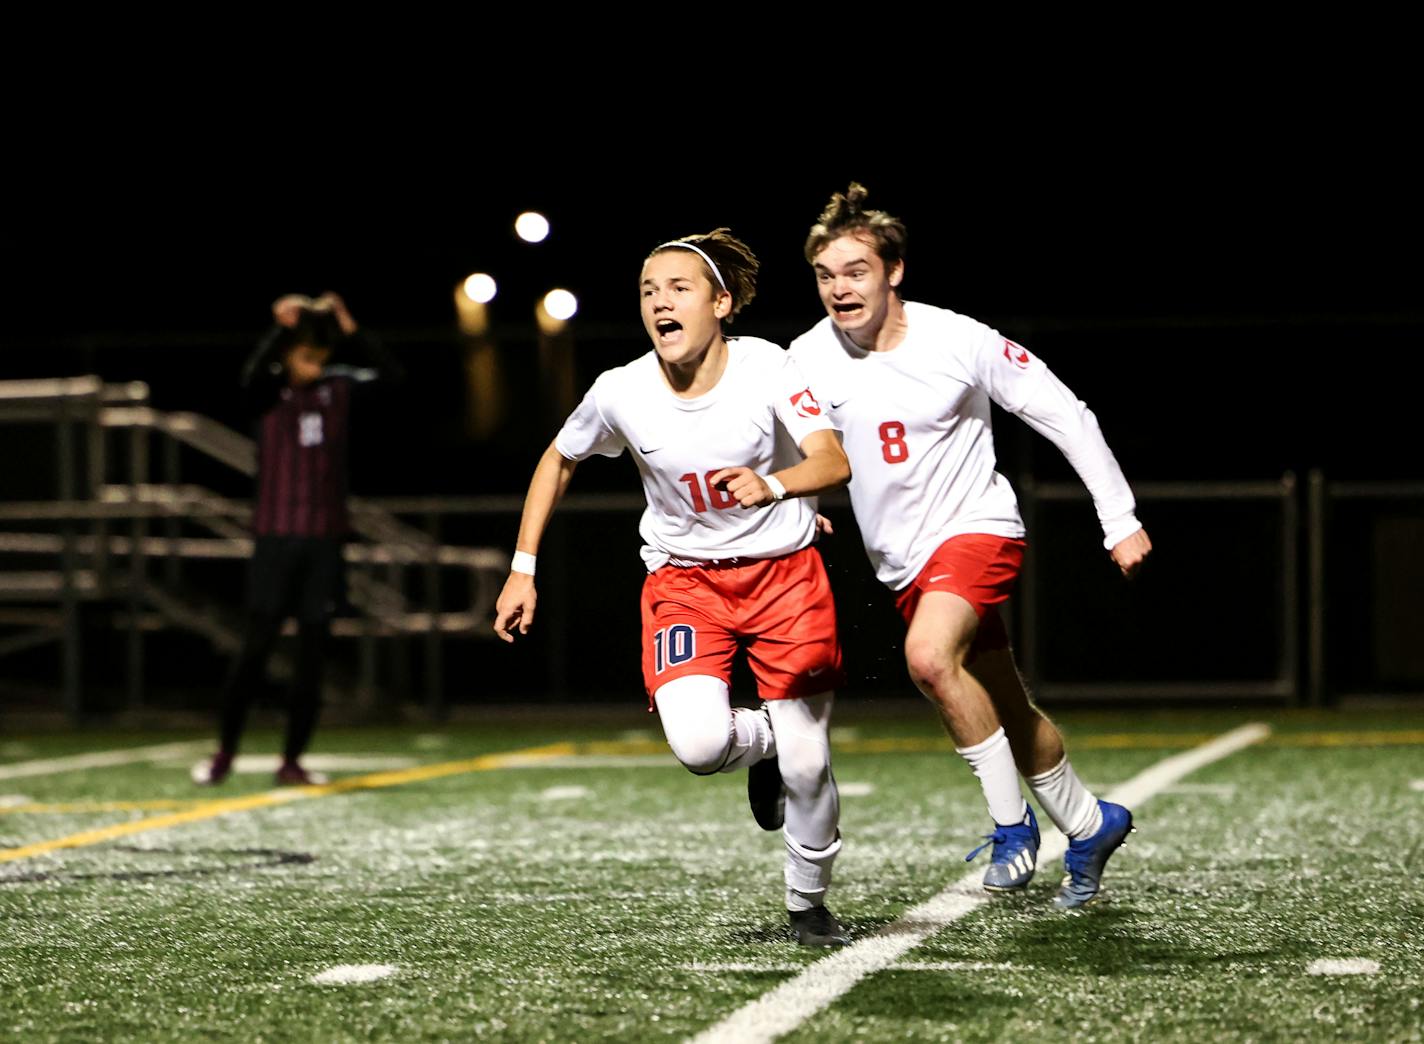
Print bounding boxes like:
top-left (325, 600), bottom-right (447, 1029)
top-left (462, 273), bottom-right (497, 304)
top-left (515, 212), bottom-right (550, 244)
top-left (543, 289), bottom-right (578, 321)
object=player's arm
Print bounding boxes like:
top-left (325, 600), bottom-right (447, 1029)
top-left (1013, 368), bottom-right (1150, 577)
top-left (493, 441), bottom-right (579, 642)
top-left (709, 430), bottom-right (850, 509)
top-left (239, 325), bottom-right (290, 411)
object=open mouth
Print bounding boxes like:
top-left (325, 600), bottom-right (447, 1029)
top-left (833, 302), bottom-right (864, 319)
top-left (656, 319), bottom-right (683, 339)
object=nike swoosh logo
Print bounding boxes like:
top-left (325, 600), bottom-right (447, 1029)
top-left (638, 446), bottom-right (661, 454)
top-left (829, 400), bottom-right (849, 409)
top-left (808, 666), bottom-right (826, 676)
top-left (927, 574), bottom-right (953, 583)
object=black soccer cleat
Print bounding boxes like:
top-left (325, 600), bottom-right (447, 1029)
top-left (748, 755), bottom-right (785, 831)
top-left (275, 760), bottom-right (329, 786)
top-left (789, 905), bottom-right (850, 948)
top-left (191, 751), bottom-right (234, 786)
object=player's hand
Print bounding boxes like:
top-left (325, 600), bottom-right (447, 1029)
top-left (1110, 528), bottom-right (1152, 578)
top-left (815, 513), bottom-right (835, 536)
top-left (272, 295), bottom-right (312, 327)
top-left (707, 466), bottom-right (773, 508)
top-left (493, 572), bottom-right (537, 643)
top-left (317, 291), bottom-right (358, 335)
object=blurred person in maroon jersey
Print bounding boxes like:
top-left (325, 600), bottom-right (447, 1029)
top-left (194, 292), bottom-right (401, 787)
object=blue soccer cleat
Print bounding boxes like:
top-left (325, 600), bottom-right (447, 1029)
top-left (965, 804), bottom-right (1040, 892)
top-left (1054, 800), bottom-right (1134, 910)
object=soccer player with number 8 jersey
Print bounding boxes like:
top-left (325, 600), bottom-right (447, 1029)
top-left (790, 185), bottom-right (1153, 909)
top-left (494, 230), bottom-right (854, 946)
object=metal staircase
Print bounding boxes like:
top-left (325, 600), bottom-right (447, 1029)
top-left (0, 377), bottom-right (507, 721)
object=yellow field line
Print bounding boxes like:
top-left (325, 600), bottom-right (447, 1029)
top-left (6, 728), bottom-right (1421, 861)
top-left (0, 742), bottom-right (575, 865)
top-left (1267, 729), bottom-right (1424, 748)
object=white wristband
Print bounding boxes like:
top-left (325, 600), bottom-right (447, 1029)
top-left (511, 551), bottom-right (537, 576)
top-left (764, 474), bottom-right (787, 502)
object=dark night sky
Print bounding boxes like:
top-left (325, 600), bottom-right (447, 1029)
top-left (6, 103), bottom-right (1420, 492)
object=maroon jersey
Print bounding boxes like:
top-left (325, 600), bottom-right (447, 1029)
top-left (252, 377), bottom-right (353, 538)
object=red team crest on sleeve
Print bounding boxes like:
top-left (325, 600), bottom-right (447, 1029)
top-left (1003, 340), bottom-right (1032, 370)
top-left (791, 388), bottom-right (822, 418)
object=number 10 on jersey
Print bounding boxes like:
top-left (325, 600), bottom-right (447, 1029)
top-left (680, 472), bottom-right (738, 513)
top-left (653, 624), bottom-right (696, 674)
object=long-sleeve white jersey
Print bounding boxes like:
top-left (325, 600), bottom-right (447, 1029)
top-left (555, 336), bottom-right (835, 572)
top-left (789, 302), bottom-right (1141, 591)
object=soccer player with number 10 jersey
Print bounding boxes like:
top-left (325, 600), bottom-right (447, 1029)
top-left (495, 230), bottom-right (854, 946)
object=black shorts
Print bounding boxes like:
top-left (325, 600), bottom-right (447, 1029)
top-left (247, 536), bottom-right (347, 623)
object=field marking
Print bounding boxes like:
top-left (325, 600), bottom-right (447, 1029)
top-left (1307, 958), bottom-right (1380, 976)
top-left (0, 795), bottom-right (32, 809)
top-left (1271, 730), bottom-right (1424, 748)
top-left (688, 722), bottom-right (1271, 1044)
top-left (1410, 780), bottom-right (1424, 793)
top-left (684, 963), bottom-right (803, 973)
top-left (540, 785), bottom-right (590, 801)
top-left (175, 754), bottom-right (420, 775)
top-left (837, 783), bottom-right (875, 797)
top-left (507, 755), bottom-right (674, 770)
top-left (0, 743), bottom-right (575, 866)
top-left (311, 964), bottom-right (398, 985)
top-left (0, 741), bottom-right (207, 782)
top-left (893, 961), bottom-right (1016, 972)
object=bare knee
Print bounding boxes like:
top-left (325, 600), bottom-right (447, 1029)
top-left (904, 638), bottom-right (968, 702)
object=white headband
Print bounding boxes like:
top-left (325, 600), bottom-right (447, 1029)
top-left (657, 241), bottom-right (727, 292)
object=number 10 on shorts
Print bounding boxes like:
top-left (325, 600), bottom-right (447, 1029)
top-left (653, 624), bottom-right (696, 674)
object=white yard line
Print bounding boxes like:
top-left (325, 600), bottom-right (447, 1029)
top-left (683, 963), bottom-right (804, 974)
top-left (179, 754), bottom-right (419, 774)
top-left (1307, 958), bottom-right (1380, 976)
top-left (689, 722), bottom-right (1272, 1044)
top-left (540, 785), bottom-right (591, 801)
top-left (0, 741), bottom-right (207, 782)
top-left (837, 783), bottom-right (876, 797)
top-left (310, 964), bottom-right (398, 985)
top-left (506, 755), bottom-right (674, 770)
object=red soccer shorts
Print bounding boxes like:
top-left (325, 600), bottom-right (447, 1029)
top-left (894, 534), bottom-right (1026, 658)
top-left (640, 545), bottom-right (845, 704)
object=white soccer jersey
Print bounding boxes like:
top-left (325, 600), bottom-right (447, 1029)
top-left (555, 337), bottom-right (833, 571)
top-left (790, 302), bottom-right (1141, 590)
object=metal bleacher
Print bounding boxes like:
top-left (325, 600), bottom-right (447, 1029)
top-left (0, 377), bottom-right (508, 722)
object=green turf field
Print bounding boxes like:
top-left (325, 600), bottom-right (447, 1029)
top-left (2, 708), bottom-right (1421, 1042)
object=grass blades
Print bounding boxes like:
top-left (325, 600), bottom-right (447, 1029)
top-left (2, 709), bottom-right (1421, 1042)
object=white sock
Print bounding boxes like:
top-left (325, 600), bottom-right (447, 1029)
top-left (725, 706), bottom-right (775, 771)
top-left (784, 831), bottom-right (841, 912)
top-left (956, 727), bottom-right (1028, 826)
top-left (1026, 756), bottom-right (1102, 839)
top-left (767, 694), bottom-right (838, 848)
